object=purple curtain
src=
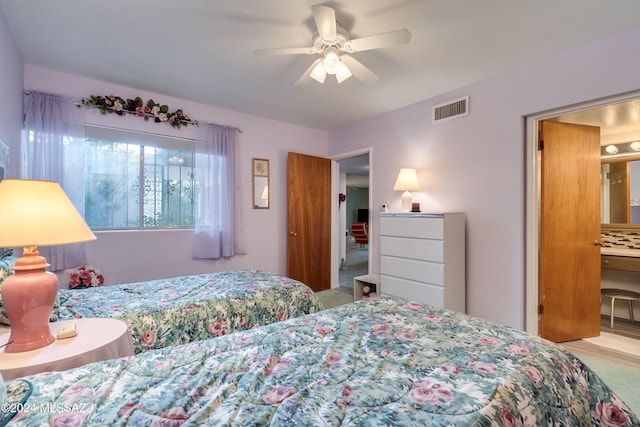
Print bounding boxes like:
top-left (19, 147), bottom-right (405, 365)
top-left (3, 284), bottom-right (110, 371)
top-left (192, 124), bottom-right (245, 259)
top-left (22, 91), bottom-right (87, 270)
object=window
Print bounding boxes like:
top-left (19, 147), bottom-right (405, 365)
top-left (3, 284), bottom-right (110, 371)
top-left (83, 126), bottom-right (197, 230)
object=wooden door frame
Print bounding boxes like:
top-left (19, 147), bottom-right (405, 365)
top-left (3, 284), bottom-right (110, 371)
top-left (525, 92), bottom-right (640, 335)
top-left (330, 147), bottom-right (373, 288)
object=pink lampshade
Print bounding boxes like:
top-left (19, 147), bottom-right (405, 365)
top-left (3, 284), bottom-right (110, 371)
top-left (0, 179), bottom-right (96, 353)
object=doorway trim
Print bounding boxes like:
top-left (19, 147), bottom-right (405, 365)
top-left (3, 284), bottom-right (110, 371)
top-left (525, 91), bottom-right (640, 335)
top-left (330, 147), bottom-right (373, 289)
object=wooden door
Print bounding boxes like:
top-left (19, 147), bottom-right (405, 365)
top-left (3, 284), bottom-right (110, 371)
top-left (539, 120), bottom-right (601, 342)
top-left (287, 152), bottom-right (331, 292)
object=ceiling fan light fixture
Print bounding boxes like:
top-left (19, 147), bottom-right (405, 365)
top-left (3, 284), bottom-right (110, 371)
top-left (256, 5), bottom-right (410, 86)
top-left (310, 60), bottom-right (327, 83)
top-left (336, 61), bottom-right (352, 83)
top-left (323, 47), bottom-right (341, 75)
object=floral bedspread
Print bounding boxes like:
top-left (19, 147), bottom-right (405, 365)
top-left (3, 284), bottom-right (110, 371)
top-left (54, 270), bottom-right (322, 354)
top-left (7, 297), bottom-right (638, 426)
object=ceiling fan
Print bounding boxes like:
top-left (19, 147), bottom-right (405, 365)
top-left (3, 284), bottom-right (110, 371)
top-left (253, 4), bottom-right (411, 86)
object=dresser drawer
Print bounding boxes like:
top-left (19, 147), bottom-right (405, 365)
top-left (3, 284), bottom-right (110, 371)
top-left (601, 255), bottom-right (640, 272)
top-left (380, 255), bottom-right (444, 285)
top-left (380, 216), bottom-right (444, 239)
top-left (381, 275), bottom-right (444, 307)
top-left (380, 235), bottom-right (444, 262)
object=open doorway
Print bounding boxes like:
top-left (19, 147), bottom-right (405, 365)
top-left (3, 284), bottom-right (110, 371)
top-left (526, 93), bottom-right (640, 348)
top-left (334, 151), bottom-right (371, 291)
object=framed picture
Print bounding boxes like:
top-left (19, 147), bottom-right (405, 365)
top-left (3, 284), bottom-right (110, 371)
top-left (253, 158), bottom-right (269, 177)
top-left (252, 158), bottom-right (269, 209)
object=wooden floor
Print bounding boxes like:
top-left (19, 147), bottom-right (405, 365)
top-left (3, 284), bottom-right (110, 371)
top-left (562, 315), bottom-right (640, 370)
top-left (600, 315), bottom-right (640, 340)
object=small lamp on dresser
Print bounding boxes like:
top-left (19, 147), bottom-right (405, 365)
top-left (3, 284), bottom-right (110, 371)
top-left (393, 168), bottom-right (420, 212)
top-left (0, 179), bottom-right (96, 353)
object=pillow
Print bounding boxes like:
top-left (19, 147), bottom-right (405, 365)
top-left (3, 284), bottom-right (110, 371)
top-left (0, 250), bottom-right (15, 273)
top-left (64, 265), bottom-right (104, 289)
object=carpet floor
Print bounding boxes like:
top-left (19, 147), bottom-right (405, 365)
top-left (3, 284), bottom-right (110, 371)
top-left (339, 240), bottom-right (368, 288)
top-left (316, 287), bottom-right (354, 309)
top-left (575, 353), bottom-right (640, 416)
top-left (563, 338), bottom-right (640, 417)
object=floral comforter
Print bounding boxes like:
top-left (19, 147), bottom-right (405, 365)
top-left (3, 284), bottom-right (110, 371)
top-left (6, 297), bottom-right (638, 426)
top-left (54, 270), bottom-right (322, 354)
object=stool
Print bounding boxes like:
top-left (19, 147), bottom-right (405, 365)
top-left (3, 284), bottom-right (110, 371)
top-left (600, 288), bottom-right (640, 329)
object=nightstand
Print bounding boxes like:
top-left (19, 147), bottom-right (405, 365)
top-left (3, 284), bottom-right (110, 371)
top-left (0, 318), bottom-right (134, 380)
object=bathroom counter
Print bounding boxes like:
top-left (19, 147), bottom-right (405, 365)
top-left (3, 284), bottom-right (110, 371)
top-left (601, 247), bottom-right (640, 257)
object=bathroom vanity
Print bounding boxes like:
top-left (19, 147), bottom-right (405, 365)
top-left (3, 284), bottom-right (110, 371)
top-left (601, 247), bottom-right (640, 272)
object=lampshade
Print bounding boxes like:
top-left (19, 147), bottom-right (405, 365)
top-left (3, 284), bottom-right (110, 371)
top-left (393, 168), bottom-right (420, 213)
top-left (336, 62), bottom-right (352, 83)
top-left (393, 168), bottom-right (420, 191)
top-left (0, 179), bottom-right (96, 353)
top-left (310, 61), bottom-right (327, 83)
top-left (0, 179), bottom-right (96, 248)
top-left (323, 47), bottom-right (341, 75)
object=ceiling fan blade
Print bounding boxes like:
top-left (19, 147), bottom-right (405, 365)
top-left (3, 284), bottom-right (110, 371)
top-left (253, 46), bottom-right (315, 56)
top-left (295, 58), bottom-right (323, 86)
top-left (341, 55), bottom-right (378, 84)
top-left (311, 4), bottom-right (337, 41)
top-left (346, 29), bottom-right (412, 52)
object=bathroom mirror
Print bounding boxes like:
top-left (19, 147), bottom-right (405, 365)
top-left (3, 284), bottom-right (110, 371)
top-left (252, 158), bottom-right (269, 209)
top-left (601, 157), bottom-right (640, 225)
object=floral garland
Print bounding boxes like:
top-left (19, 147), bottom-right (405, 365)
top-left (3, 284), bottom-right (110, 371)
top-left (81, 95), bottom-right (197, 129)
top-left (65, 265), bottom-right (105, 289)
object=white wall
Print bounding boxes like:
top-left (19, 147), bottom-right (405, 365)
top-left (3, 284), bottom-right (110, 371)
top-left (0, 7), bottom-right (23, 177)
top-left (23, 66), bottom-right (329, 285)
top-left (329, 25), bottom-right (640, 329)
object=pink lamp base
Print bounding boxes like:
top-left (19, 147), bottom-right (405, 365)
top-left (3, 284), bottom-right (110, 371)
top-left (1, 250), bottom-right (57, 353)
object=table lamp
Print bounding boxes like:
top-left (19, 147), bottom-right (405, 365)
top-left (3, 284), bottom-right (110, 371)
top-left (0, 179), bottom-right (96, 353)
top-left (393, 168), bottom-right (420, 212)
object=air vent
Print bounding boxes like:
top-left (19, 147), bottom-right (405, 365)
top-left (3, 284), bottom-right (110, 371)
top-left (433, 96), bottom-right (469, 124)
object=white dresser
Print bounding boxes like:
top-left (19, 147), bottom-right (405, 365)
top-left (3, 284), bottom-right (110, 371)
top-left (379, 212), bottom-right (465, 313)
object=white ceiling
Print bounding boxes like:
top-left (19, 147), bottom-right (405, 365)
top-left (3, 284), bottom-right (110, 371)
top-left (3, 0), bottom-right (640, 131)
top-left (553, 99), bottom-right (640, 144)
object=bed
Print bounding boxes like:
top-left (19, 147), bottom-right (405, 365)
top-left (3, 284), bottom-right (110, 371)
top-left (3, 296), bottom-right (637, 426)
top-left (1, 269), bottom-right (323, 354)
